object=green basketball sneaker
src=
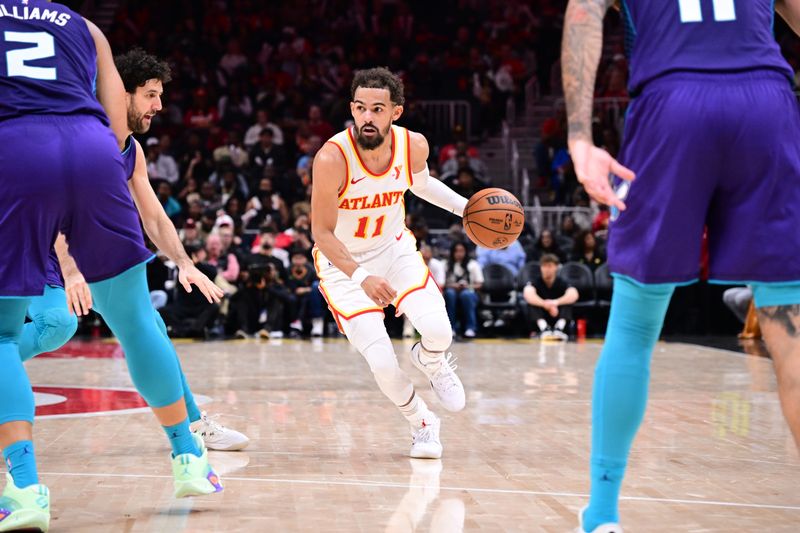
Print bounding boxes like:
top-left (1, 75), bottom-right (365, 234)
top-left (0, 474), bottom-right (50, 532)
top-left (171, 434), bottom-right (224, 498)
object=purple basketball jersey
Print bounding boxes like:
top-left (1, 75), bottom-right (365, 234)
top-left (622, 0), bottom-right (793, 94)
top-left (0, 0), bottom-right (108, 124)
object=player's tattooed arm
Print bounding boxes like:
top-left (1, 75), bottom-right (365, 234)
top-left (758, 305), bottom-right (800, 338)
top-left (776, 0), bottom-right (800, 37)
top-left (561, 0), bottom-right (615, 143)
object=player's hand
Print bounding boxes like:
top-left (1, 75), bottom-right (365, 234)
top-left (361, 276), bottom-right (397, 308)
top-left (569, 139), bottom-right (635, 211)
top-left (64, 270), bottom-right (93, 316)
top-left (178, 261), bottom-right (225, 303)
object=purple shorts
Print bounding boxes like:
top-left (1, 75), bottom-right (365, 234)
top-left (608, 70), bottom-right (800, 284)
top-left (0, 115), bottom-right (152, 297)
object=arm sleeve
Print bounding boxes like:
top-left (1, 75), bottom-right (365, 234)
top-left (409, 165), bottom-right (468, 217)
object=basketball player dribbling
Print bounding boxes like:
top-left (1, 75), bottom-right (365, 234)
top-left (311, 67), bottom-right (470, 458)
top-left (562, 1), bottom-right (800, 531)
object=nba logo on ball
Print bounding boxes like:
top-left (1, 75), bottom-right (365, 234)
top-left (463, 188), bottom-right (525, 250)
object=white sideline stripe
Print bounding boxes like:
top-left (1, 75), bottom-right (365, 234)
top-left (32, 471), bottom-right (800, 512)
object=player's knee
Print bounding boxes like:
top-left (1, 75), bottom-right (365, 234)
top-left (363, 339), bottom-right (412, 404)
top-left (37, 308), bottom-right (78, 352)
top-left (415, 311), bottom-right (453, 352)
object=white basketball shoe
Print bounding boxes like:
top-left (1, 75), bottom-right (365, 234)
top-left (190, 411), bottom-right (250, 451)
top-left (577, 506), bottom-right (623, 533)
top-left (409, 343), bottom-right (465, 412)
top-left (409, 415), bottom-right (443, 459)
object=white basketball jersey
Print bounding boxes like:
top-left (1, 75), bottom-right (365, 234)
top-left (327, 125), bottom-right (413, 255)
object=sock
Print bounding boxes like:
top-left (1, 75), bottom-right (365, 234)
top-left (398, 391), bottom-right (434, 428)
top-left (537, 319), bottom-right (548, 332)
top-left (584, 277), bottom-right (673, 531)
top-left (555, 318), bottom-right (566, 331)
top-left (419, 344), bottom-right (443, 365)
top-left (163, 418), bottom-right (201, 457)
top-left (3, 440), bottom-right (38, 488)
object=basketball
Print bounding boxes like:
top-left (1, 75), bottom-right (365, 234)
top-left (462, 188), bottom-right (525, 249)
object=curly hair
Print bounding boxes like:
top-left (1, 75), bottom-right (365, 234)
top-left (114, 48), bottom-right (172, 93)
top-left (351, 67), bottom-right (405, 105)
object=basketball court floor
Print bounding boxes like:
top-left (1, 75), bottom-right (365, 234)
top-left (18, 336), bottom-right (800, 531)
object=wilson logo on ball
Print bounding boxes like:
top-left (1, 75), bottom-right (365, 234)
top-left (486, 195), bottom-right (522, 209)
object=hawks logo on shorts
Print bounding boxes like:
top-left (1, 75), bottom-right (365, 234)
top-left (326, 125), bottom-right (413, 255)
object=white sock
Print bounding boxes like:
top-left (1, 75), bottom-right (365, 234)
top-left (399, 391), bottom-right (434, 428)
top-left (537, 319), bottom-right (549, 332)
top-left (555, 318), bottom-right (566, 331)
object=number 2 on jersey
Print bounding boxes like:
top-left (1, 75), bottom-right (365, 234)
top-left (4, 31), bottom-right (57, 80)
top-left (678, 0), bottom-right (736, 23)
top-left (354, 215), bottom-right (385, 239)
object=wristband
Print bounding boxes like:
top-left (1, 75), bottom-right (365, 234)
top-left (350, 267), bottom-right (370, 285)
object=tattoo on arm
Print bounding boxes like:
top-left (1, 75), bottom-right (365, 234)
top-left (758, 305), bottom-right (800, 338)
top-left (561, 0), bottom-right (615, 143)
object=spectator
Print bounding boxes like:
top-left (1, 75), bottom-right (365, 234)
top-left (571, 230), bottom-right (605, 271)
top-left (307, 104), bottom-right (334, 140)
top-left (145, 137), bottom-right (179, 184)
top-left (250, 230), bottom-right (289, 273)
top-left (421, 244), bottom-right (446, 288)
top-left (443, 242), bottom-right (483, 338)
top-left (449, 167), bottom-right (486, 199)
top-left (183, 87), bottom-right (219, 132)
top-left (244, 109), bottom-right (284, 147)
top-left (476, 239), bottom-right (526, 276)
top-left (523, 254), bottom-right (579, 341)
top-left (179, 218), bottom-right (203, 248)
top-left (206, 233), bottom-right (240, 286)
top-left (527, 229), bottom-right (567, 263)
top-left (592, 204), bottom-right (611, 238)
top-left (285, 251), bottom-right (324, 337)
top-left (226, 263), bottom-right (283, 339)
top-left (153, 180), bottom-right (182, 219)
top-left (159, 245), bottom-right (220, 338)
top-left (249, 128), bottom-right (285, 178)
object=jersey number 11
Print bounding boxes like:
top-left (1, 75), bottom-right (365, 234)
top-left (678, 0), bottom-right (736, 23)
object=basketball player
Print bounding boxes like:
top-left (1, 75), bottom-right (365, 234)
top-left (562, 1), bottom-right (800, 531)
top-left (22, 48), bottom-right (249, 452)
top-left (0, 2), bottom-right (220, 529)
top-left (312, 68), bottom-right (469, 458)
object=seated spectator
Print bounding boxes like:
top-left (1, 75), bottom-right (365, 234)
top-left (145, 137), bottom-right (179, 184)
top-left (244, 109), bottom-right (284, 147)
top-left (152, 179), bottom-right (182, 219)
top-left (225, 263), bottom-right (284, 339)
top-left (526, 229), bottom-right (567, 263)
top-left (403, 244), bottom-right (446, 338)
top-left (523, 254), bottom-right (579, 341)
top-left (159, 245), bottom-right (220, 338)
top-left (571, 230), bottom-right (605, 271)
top-left (285, 251), bottom-right (324, 337)
top-left (476, 239), bottom-right (526, 276)
top-left (592, 205), bottom-right (611, 239)
top-left (206, 233), bottom-right (240, 292)
top-left (179, 218), bottom-right (203, 248)
top-left (249, 128), bottom-right (285, 179)
top-left (452, 167), bottom-right (488, 199)
top-left (307, 104), bottom-right (334, 140)
top-left (443, 242), bottom-right (483, 338)
top-left (250, 230), bottom-right (289, 272)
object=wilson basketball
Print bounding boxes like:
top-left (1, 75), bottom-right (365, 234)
top-left (462, 188), bottom-right (525, 249)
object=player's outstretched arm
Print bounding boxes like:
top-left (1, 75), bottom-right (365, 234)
top-left (54, 234), bottom-right (93, 316)
top-left (407, 131), bottom-right (468, 217)
top-left (84, 18), bottom-right (128, 150)
top-left (776, 0), bottom-right (800, 36)
top-left (311, 144), bottom-right (396, 307)
top-left (127, 139), bottom-right (223, 303)
top-left (562, 0), bottom-right (634, 211)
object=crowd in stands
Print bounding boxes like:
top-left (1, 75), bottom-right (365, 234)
top-left (80, 0), bottom-right (781, 341)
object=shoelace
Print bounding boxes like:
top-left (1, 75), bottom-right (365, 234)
top-left (413, 424), bottom-right (436, 444)
top-left (429, 354), bottom-right (459, 392)
top-left (199, 413), bottom-right (226, 435)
